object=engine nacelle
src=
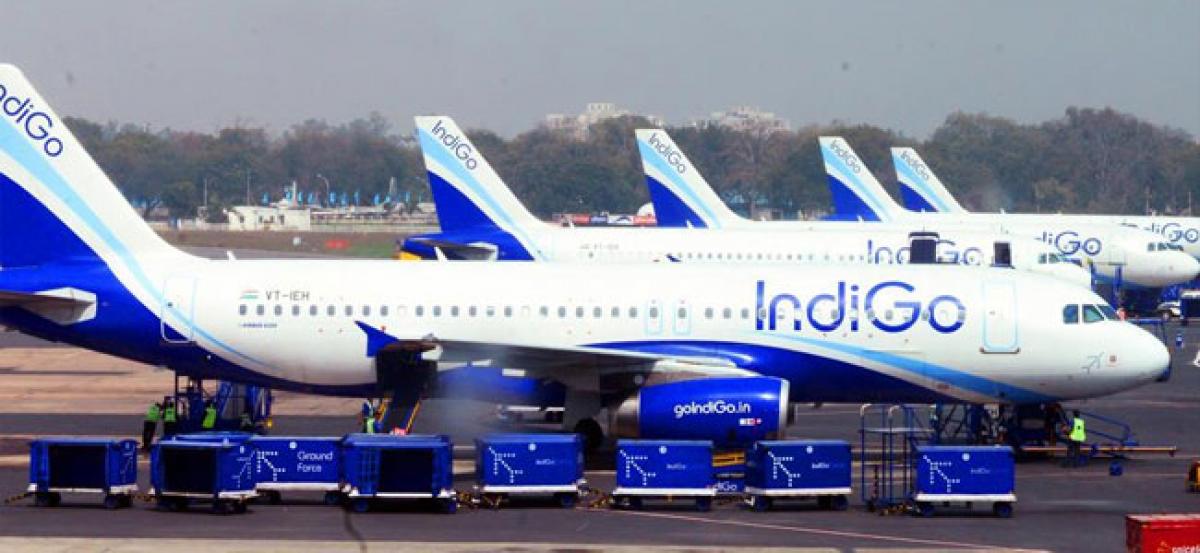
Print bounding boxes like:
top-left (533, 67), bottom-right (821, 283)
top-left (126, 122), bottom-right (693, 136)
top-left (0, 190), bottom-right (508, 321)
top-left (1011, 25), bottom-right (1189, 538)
top-left (613, 376), bottom-right (789, 448)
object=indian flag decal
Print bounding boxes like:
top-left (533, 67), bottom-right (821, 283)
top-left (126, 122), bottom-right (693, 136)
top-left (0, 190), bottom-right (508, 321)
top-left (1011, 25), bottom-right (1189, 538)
top-left (240, 289), bottom-right (259, 301)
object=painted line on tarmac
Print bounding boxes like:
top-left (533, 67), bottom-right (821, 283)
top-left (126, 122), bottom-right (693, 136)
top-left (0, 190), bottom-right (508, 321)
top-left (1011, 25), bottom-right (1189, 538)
top-left (597, 508), bottom-right (1045, 551)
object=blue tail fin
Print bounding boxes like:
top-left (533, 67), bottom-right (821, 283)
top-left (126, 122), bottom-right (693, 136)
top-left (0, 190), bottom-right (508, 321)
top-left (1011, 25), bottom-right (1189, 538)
top-left (414, 116), bottom-right (546, 260)
top-left (635, 129), bottom-right (744, 229)
top-left (891, 147), bottom-right (968, 214)
top-left (818, 137), bottom-right (902, 222)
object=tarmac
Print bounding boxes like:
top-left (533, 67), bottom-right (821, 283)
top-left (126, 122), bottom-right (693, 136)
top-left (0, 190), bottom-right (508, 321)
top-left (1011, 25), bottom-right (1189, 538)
top-left (0, 260), bottom-right (1196, 551)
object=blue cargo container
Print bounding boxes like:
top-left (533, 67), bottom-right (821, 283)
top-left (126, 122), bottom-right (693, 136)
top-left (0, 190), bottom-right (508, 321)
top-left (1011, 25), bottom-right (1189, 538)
top-left (27, 438), bottom-right (138, 509)
top-left (744, 440), bottom-right (852, 511)
top-left (475, 433), bottom-right (583, 508)
top-left (612, 440), bottom-right (715, 511)
top-left (340, 434), bottom-right (456, 513)
top-left (249, 436), bottom-right (342, 504)
top-left (151, 437), bottom-right (257, 514)
top-left (913, 445), bottom-right (1016, 517)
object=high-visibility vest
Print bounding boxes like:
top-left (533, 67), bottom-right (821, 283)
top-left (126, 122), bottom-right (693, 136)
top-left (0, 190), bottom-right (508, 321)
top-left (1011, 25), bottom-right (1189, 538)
top-left (1069, 417), bottom-right (1086, 442)
top-left (145, 404), bottom-right (161, 422)
top-left (202, 406), bottom-right (218, 429)
top-left (365, 417), bottom-right (376, 434)
top-left (163, 405), bottom-right (177, 423)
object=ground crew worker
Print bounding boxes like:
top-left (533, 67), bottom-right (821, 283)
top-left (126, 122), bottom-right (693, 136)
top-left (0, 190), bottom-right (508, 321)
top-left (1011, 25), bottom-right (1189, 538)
top-left (201, 401), bottom-right (218, 430)
top-left (163, 399), bottom-right (178, 436)
top-left (362, 401), bottom-right (375, 434)
top-left (239, 411), bottom-right (253, 431)
top-left (142, 401), bottom-right (161, 451)
top-left (1065, 410), bottom-right (1087, 467)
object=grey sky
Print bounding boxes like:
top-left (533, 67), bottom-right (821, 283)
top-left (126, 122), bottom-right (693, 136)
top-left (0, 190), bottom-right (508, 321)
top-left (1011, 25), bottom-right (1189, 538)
top-left (3, 1), bottom-right (1198, 138)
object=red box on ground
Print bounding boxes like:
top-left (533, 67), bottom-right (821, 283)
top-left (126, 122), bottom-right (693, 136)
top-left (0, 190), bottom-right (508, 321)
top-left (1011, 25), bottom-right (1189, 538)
top-left (1127, 514), bottom-right (1200, 553)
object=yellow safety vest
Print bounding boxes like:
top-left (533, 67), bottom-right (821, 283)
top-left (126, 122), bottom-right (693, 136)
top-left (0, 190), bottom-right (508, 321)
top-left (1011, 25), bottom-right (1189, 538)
top-left (202, 406), bottom-right (218, 429)
top-left (145, 404), bottom-right (161, 422)
top-left (163, 406), bottom-right (177, 423)
top-left (1069, 417), bottom-right (1086, 442)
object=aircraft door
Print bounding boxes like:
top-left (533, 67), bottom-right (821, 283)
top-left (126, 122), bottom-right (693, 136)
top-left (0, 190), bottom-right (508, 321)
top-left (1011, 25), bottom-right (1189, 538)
top-left (161, 276), bottom-right (196, 343)
top-left (645, 299), bottom-right (663, 335)
top-left (981, 281), bottom-right (1019, 353)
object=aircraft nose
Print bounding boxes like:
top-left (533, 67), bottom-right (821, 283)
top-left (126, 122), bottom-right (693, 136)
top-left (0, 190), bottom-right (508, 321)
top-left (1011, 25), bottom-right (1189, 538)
top-left (1120, 327), bottom-right (1171, 387)
top-left (1178, 254), bottom-right (1200, 280)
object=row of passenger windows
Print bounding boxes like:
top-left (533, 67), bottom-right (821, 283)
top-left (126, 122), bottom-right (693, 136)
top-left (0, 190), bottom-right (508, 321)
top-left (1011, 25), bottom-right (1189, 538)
top-left (1149, 242), bottom-right (1184, 252)
top-left (235, 303), bottom-right (959, 324)
top-left (1062, 304), bottom-right (1119, 324)
top-left (657, 252), bottom-right (865, 263)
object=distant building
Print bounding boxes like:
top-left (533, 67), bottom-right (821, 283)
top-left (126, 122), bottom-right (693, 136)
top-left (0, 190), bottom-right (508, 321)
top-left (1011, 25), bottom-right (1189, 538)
top-left (693, 106), bottom-right (790, 134)
top-left (544, 103), bottom-right (665, 140)
top-left (225, 205), bottom-right (312, 231)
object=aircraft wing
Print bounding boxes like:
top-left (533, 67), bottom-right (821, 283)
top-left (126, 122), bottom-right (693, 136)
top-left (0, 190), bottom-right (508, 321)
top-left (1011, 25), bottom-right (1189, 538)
top-left (356, 322), bottom-right (750, 384)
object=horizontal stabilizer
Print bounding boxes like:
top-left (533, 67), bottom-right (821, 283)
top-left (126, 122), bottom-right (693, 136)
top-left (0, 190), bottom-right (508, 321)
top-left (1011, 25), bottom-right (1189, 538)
top-left (405, 237), bottom-right (499, 261)
top-left (0, 287), bottom-right (96, 324)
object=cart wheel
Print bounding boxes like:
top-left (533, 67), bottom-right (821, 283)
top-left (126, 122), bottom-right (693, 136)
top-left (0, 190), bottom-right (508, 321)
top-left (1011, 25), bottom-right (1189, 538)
top-left (119, 495), bottom-right (133, 509)
top-left (817, 496), bottom-right (832, 509)
top-left (695, 497), bottom-right (713, 512)
top-left (440, 498), bottom-right (457, 514)
top-left (555, 493), bottom-right (577, 509)
top-left (865, 499), bottom-right (877, 513)
top-left (621, 496), bottom-right (642, 510)
top-left (34, 492), bottom-right (54, 508)
top-left (103, 494), bottom-right (122, 510)
top-left (830, 495), bottom-right (849, 512)
top-left (751, 496), bottom-right (771, 512)
top-left (232, 501), bottom-right (248, 514)
top-left (350, 498), bottom-right (370, 513)
top-left (916, 502), bottom-right (935, 518)
top-left (265, 491), bottom-right (283, 505)
top-left (211, 500), bottom-right (232, 515)
top-left (992, 502), bottom-right (1013, 518)
top-left (323, 491), bottom-right (343, 506)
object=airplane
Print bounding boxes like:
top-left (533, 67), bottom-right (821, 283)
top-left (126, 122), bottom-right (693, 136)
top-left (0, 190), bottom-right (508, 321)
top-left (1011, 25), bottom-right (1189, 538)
top-left (629, 129), bottom-right (1089, 287)
top-left (401, 118), bottom-right (1090, 289)
top-left (815, 137), bottom-right (1199, 289)
top-left (892, 146), bottom-right (1200, 260)
top-left (0, 65), bottom-right (1168, 451)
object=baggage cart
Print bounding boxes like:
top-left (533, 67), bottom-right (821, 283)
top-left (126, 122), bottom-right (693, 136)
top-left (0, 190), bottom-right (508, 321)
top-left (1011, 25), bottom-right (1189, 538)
top-left (611, 439), bottom-right (715, 511)
top-left (26, 437), bottom-right (138, 509)
top-left (475, 433), bottom-right (584, 508)
top-left (1127, 514), bottom-right (1200, 553)
top-left (913, 445), bottom-right (1015, 517)
top-left (249, 436), bottom-right (342, 505)
top-left (340, 434), bottom-right (456, 513)
top-left (745, 440), bottom-right (851, 511)
top-left (151, 437), bottom-right (257, 514)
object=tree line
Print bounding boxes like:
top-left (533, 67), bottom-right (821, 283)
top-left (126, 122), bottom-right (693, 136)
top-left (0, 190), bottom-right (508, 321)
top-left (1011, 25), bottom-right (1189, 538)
top-left (65, 106), bottom-right (1200, 221)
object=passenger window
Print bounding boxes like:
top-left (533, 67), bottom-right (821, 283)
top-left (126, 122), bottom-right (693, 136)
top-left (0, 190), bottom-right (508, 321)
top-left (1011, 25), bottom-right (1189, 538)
top-left (1082, 305), bottom-right (1105, 323)
top-left (704, 307), bottom-right (713, 319)
top-left (256, 305), bottom-right (265, 316)
top-left (449, 306), bottom-right (458, 317)
top-left (292, 305), bottom-right (300, 316)
top-left (504, 306), bottom-right (513, 317)
top-left (722, 307), bottom-right (731, 319)
top-left (238, 304), bottom-right (247, 316)
top-left (1062, 305), bottom-right (1079, 324)
top-left (576, 306), bottom-right (584, 318)
top-left (415, 306), bottom-right (424, 317)
top-left (558, 306), bottom-right (567, 318)
top-left (309, 305), bottom-right (318, 316)
top-left (432, 306), bottom-right (441, 317)
top-left (362, 306), bottom-right (370, 317)
top-left (611, 306), bottom-right (620, 318)
top-left (344, 305), bottom-right (353, 317)
top-left (678, 307), bottom-right (687, 319)
top-left (381, 306), bottom-right (389, 317)
top-left (741, 307), bottom-right (750, 319)
top-left (649, 306), bottom-right (659, 318)
top-left (468, 306), bottom-right (477, 317)
top-left (327, 305), bottom-right (336, 316)
top-left (487, 306), bottom-right (496, 317)
top-left (538, 306), bottom-right (547, 317)
top-left (274, 305), bottom-right (282, 316)
top-left (593, 306), bottom-right (602, 318)
top-left (629, 307), bottom-right (638, 318)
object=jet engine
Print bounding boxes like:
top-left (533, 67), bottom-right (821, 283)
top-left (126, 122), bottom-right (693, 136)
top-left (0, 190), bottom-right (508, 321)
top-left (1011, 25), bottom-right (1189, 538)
top-left (613, 376), bottom-right (789, 447)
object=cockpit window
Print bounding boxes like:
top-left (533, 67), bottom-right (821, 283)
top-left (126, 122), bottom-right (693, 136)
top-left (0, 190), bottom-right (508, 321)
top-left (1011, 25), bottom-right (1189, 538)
top-left (1062, 305), bottom-right (1079, 324)
top-left (1082, 304), bottom-right (1105, 323)
top-left (1097, 304), bottom-right (1119, 320)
